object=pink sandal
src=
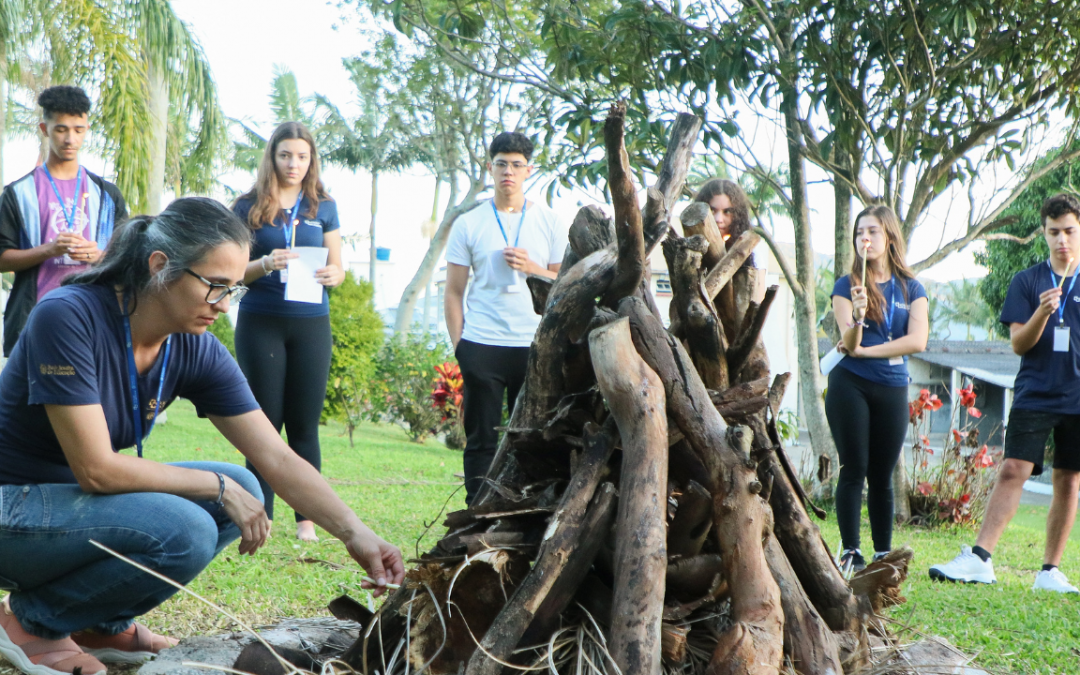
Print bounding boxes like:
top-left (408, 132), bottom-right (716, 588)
top-left (0, 598), bottom-right (107, 675)
top-left (71, 623), bottom-right (177, 664)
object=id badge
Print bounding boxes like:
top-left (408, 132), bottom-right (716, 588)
top-left (1055, 326), bottom-right (1070, 352)
top-left (279, 269), bottom-right (288, 283)
top-left (503, 283), bottom-right (521, 294)
top-left (888, 356), bottom-right (904, 365)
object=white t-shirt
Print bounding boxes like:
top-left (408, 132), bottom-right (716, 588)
top-left (445, 199), bottom-right (569, 347)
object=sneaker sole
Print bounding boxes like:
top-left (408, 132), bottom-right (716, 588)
top-left (928, 568), bottom-right (996, 584)
top-left (80, 647), bottom-right (156, 664)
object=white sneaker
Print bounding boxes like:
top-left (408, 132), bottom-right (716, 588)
top-left (929, 545), bottom-right (997, 584)
top-left (1032, 568), bottom-right (1079, 594)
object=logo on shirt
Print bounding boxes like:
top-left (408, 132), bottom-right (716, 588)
top-left (1073, 296), bottom-right (1080, 302)
top-left (894, 302), bottom-right (909, 310)
top-left (39, 364), bottom-right (76, 376)
top-left (46, 195), bottom-right (90, 238)
top-left (303, 219), bottom-right (320, 227)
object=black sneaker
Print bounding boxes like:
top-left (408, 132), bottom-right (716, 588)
top-left (839, 548), bottom-right (866, 573)
top-left (872, 551), bottom-right (890, 563)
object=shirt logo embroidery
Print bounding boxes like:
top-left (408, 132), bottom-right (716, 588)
top-left (303, 219), bottom-right (320, 227)
top-left (39, 364), bottom-right (76, 376)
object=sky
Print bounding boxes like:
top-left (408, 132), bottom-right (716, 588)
top-left (2, 0), bottom-right (991, 313)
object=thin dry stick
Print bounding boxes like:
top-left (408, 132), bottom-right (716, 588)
top-left (87, 539), bottom-right (300, 675)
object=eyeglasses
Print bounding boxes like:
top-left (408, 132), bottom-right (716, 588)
top-left (184, 269), bottom-right (248, 304)
top-left (492, 160), bottom-right (530, 172)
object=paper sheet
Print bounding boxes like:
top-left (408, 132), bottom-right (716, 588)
top-left (284, 246), bottom-right (329, 304)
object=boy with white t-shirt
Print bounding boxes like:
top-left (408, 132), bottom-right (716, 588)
top-left (444, 132), bottom-right (569, 503)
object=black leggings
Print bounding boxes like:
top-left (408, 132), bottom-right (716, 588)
top-left (456, 339), bottom-right (530, 504)
top-left (825, 366), bottom-right (908, 553)
top-left (235, 312), bottom-right (333, 522)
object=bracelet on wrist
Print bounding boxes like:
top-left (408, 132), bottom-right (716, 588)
top-left (214, 472), bottom-right (226, 508)
top-left (261, 255), bottom-right (272, 274)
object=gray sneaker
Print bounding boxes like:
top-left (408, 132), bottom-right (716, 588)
top-left (929, 545), bottom-right (997, 584)
top-left (1032, 568), bottom-right (1079, 594)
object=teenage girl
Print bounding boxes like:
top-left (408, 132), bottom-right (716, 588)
top-left (233, 122), bottom-right (345, 541)
top-left (827, 204), bottom-right (929, 571)
top-left (692, 178), bottom-right (767, 302)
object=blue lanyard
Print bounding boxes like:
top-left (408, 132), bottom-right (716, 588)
top-left (881, 277), bottom-right (897, 338)
top-left (123, 301), bottom-right (172, 458)
top-left (42, 165), bottom-right (83, 232)
top-left (491, 200), bottom-right (527, 247)
top-left (282, 194), bottom-right (304, 248)
top-left (1048, 261), bottom-right (1079, 326)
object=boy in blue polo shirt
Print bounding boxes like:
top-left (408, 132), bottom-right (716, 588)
top-left (930, 193), bottom-right (1080, 593)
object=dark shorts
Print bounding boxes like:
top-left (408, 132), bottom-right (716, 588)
top-left (1004, 408), bottom-right (1080, 476)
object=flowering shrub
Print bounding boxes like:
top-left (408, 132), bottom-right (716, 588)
top-left (366, 333), bottom-right (455, 443)
top-left (906, 384), bottom-right (1000, 527)
top-left (432, 362), bottom-right (466, 449)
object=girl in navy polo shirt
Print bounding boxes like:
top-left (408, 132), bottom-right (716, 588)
top-left (233, 122), bottom-right (345, 542)
top-left (827, 205), bottom-right (929, 572)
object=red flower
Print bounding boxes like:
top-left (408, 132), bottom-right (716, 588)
top-left (957, 384), bottom-right (977, 408)
top-left (973, 445), bottom-right (995, 468)
top-left (917, 482), bottom-right (934, 496)
top-left (967, 406), bottom-right (982, 418)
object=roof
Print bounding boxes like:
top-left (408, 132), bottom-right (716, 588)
top-left (817, 338), bottom-right (1021, 389)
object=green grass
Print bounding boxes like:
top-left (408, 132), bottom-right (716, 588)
top-left (3, 399), bottom-right (1079, 674)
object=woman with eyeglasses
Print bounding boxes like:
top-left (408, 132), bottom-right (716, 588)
top-left (0, 198), bottom-right (402, 675)
top-left (233, 122), bottom-right (345, 541)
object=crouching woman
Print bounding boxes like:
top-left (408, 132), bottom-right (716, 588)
top-left (0, 198), bottom-right (404, 675)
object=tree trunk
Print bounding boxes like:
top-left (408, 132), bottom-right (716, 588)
top-left (590, 318), bottom-right (668, 675)
top-left (828, 151), bottom-right (853, 346)
top-left (780, 41), bottom-right (838, 491)
top-left (0, 65), bottom-right (6, 187)
top-left (369, 170), bottom-right (378, 293)
top-left (147, 62), bottom-right (169, 215)
top-left (393, 178), bottom-right (483, 334)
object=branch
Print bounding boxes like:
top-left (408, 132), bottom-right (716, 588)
top-left (601, 102), bottom-right (646, 307)
top-left (753, 226), bottom-right (802, 296)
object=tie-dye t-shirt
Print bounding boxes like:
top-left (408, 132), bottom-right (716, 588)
top-left (33, 166), bottom-right (91, 299)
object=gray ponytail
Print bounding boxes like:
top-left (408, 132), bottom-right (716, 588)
top-left (65, 197), bottom-right (251, 311)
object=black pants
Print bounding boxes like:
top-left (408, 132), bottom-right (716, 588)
top-left (235, 312), bottom-right (333, 522)
top-left (456, 339), bottom-right (530, 504)
top-left (825, 366), bottom-right (908, 553)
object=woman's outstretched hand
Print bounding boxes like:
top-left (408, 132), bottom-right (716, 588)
top-left (346, 530), bottom-right (406, 597)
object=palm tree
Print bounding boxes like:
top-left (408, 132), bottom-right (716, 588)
top-left (940, 278), bottom-right (996, 340)
top-left (6, 0), bottom-right (225, 213)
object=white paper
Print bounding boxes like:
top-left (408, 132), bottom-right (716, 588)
top-left (888, 356), bottom-right (904, 365)
top-left (819, 346), bottom-right (844, 376)
top-left (487, 250), bottom-right (519, 291)
top-left (284, 246), bottom-right (328, 304)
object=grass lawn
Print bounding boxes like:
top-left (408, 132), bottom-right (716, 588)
top-left (3, 399), bottom-right (1079, 674)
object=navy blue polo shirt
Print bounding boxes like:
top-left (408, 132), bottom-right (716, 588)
top-left (0, 284), bottom-right (259, 485)
top-left (832, 274), bottom-right (927, 387)
top-left (1001, 262), bottom-right (1080, 414)
top-left (233, 196), bottom-right (340, 317)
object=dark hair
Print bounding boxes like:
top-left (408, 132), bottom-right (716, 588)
top-left (692, 178), bottom-right (752, 240)
top-left (38, 86), bottom-right (91, 119)
top-left (848, 204), bottom-right (915, 324)
top-left (1041, 193), bottom-right (1080, 225)
top-left (66, 197), bottom-right (251, 311)
top-left (489, 132), bottom-right (534, 161)
top-left (238, 122), bottom-right (330, 229)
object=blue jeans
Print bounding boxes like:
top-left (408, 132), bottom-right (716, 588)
top-left (0, 462), bottom-right (261, 639)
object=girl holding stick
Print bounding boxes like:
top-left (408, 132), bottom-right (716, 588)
top-left (827, 204), bottom-right (929, 572)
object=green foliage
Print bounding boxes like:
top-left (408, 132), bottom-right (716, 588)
top-left (206, 315), bottom-right (235, 358)
top-left (977, 145), bottom-right (1080, 338)
top-left (325, 273), bottom-right (385, 439)
top-left (366, 331), bottom-right (456, 443)
top-left (774, 410), bottom-right (799, 445)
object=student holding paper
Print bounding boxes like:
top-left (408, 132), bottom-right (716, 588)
top-left (826, 205), bottom-right (928, 572)
top-left (233, 122), bottom-right (344, 541)
top-left (930, 193), bottom-right (1080, 593)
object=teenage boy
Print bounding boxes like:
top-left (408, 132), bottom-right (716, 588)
top-left (0, 85), bottom-right (127, 356)
top-left (930, 193), bottom-right (1080, 594)
top-left (444, 132), bottom-right (569, 504)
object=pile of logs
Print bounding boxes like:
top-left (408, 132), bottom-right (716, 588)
top-left (341, 105), bottom-right (912, 675)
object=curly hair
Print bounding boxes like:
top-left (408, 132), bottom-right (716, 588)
top-left (1041, 193), bottom-right (1080, 225)
top-left (38, 86), bottom-right (91, 119)
top-left (692, 178), bottom-right (752, 240)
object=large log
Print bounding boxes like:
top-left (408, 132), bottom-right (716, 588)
top-left (601, 103), bottom-right (647, 308)
top-left (464, 424), bottom-right (618, 675)
top-left (617, 297), bottom-right (784, 675)
top-left (679, 201), bottom-right (725, 269)
top-left (590, 318), bottom-right (669, 675)
top-left (663, 235), bottom-right (728, 390)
